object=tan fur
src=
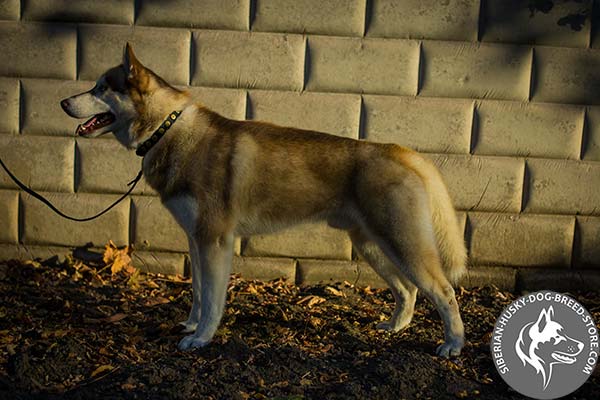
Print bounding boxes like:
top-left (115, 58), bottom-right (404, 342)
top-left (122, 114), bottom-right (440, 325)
top-left (391, 148), bottom-right (468, 284)
top-left (61, 44), bottom-right (467, 357)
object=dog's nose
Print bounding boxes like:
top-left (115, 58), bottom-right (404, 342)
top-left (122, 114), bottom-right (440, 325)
top-left (60, 99), bottom-right (70, 112)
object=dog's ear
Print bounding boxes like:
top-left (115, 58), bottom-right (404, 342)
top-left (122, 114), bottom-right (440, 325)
top-left (123, 42), bottom-right (143, 78)
top-left (122, 42), bottom-right (153, 92)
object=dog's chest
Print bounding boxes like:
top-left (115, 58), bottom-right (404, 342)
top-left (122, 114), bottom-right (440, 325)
top-left (163, 195), bottom-right (198, 236)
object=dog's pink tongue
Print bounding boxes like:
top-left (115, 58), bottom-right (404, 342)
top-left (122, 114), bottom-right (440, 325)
top-left (76, 113), bottom-right (115, 136)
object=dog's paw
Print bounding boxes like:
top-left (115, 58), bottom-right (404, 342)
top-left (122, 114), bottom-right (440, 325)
top-left (179, 320), bottom-right (198, 333)
top-left (376, 321), bottom-right (401, 332)
top-left (178, 335), bottom-right (210, 351)
top-left (376, 317), bottom-right (410, 332)
top-left (435, 341), bottom-right (463, 358)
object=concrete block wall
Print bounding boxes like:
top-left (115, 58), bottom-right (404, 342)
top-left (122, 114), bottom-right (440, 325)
top-left (1, 0), bottom-right (599, 291)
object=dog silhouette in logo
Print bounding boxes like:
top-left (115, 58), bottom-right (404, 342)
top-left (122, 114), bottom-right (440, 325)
top-left (515, 306), bottom-right (584, 390)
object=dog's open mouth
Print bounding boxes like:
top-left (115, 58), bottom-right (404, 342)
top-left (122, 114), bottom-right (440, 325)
top-left (76, 112), bottom-right (115, 136)
top-left (552, 351), bottom-right (577, 364)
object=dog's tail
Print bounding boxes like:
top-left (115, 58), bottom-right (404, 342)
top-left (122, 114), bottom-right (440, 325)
top-left (400, 150), bottom-right (468, 285)
top-left (428, 167), bottom-right (468, 285)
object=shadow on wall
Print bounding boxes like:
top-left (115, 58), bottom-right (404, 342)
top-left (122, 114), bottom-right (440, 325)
top-left (480, 0), bottom-right (600, 105)
top-left (528, 0), bottom-right (591, 30)
top-left (481, 0), bottom-right (596, 38)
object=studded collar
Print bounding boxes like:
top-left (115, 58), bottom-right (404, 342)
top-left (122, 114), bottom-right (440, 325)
top-left (136, 110), bottom-right (181, 157)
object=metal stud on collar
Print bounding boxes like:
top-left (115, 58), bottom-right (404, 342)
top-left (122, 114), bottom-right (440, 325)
top-left (136, 110), bottom-right (181, 157)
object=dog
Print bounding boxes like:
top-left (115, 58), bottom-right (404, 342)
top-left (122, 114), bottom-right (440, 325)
top-left (515, 306), bottom-right (584, 389)
top-left (60, 43), bottom-right (467, 357)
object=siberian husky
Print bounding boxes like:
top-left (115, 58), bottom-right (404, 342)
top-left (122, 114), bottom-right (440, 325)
top-left (61, 44), bottom-right (467, 357)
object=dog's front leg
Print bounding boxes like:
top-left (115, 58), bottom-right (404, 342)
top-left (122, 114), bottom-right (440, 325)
top-left (180, 237), bottom-right (202, 333)
top-left (178, 233), bottom-right (234, 350)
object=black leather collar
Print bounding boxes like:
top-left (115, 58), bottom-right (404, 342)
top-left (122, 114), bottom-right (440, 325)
top-left (136, 110), bottom-right (181, 157)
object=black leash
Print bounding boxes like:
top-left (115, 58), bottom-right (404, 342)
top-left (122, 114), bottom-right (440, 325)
top-left (0, 156), bottom-right (142, 222)
top-left (0, 110), bottom-right (182, 222)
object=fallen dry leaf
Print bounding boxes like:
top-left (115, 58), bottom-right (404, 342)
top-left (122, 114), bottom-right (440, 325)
top-left (143, 296), bottom-right (170, 307)
top-left (121, 382), bottom-right (136, 391)
top-left (105, 313), bottom-right (127, 323)
top-left (103, 241), bottom-right (134, 276)
top-left (325, 286), bottom-right (345, 297)
top-left (297, 295), bottom-right (326, 308)
top-left (127, 269), bottom-right (143, 288)
top-left (90, 364), bottom-right (113, 378)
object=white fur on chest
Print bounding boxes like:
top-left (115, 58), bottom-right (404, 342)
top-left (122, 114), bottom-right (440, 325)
top-left (163, 195), bottom-right (198, 236)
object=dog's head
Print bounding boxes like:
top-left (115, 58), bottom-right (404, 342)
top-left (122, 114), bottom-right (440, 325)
top-left (515, 306), bottom-right (584, 389)
top-left (61, 43), bottom-right (190, 148)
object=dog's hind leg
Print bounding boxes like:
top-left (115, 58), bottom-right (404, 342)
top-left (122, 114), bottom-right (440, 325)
top-left (357, 173), bottom-right (464, 357)
top-left (349, 228), bottom-right (417, 332)
top-left (178, 233), bottom-right (234, 350)
top-left (180, 237), bottom-right (201, 333)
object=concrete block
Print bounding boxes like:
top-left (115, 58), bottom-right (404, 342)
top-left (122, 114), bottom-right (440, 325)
top-left (21, 192), bottom-right (130, 247)
top-left (132, 251), bottom-right (186, 276)
top-left (185, 86), bottom-right (246, 120)
top-left (192, 31), bottom-right (305, 91)
top-left (459, 266), bottom-right (516, 291)
top-left (79, 24), bottom-right (190, 85)
top-left (136, 0), bottom-right (249, 30)
top-left (583, 106), bottom-right (600, 161)
top-left (0, 78), bottom-right (19, 134)
top-left (21, 79), bottom-right (94, 136)
top-left (305, 36), bottom-right (419, 96)
top-left (574, 216), bottom-right (600, 268)
top-left (0, 135), bottom-right (74, 192)
top-left (253, 0), bottom-right (365, 36)
top-left (517, 269), bottom-right (600, 292)
top-left (22, 0), bottom-right (134, 24)
top-left (428, 154), bottom-right (525, 213)
top-left (367, 0), bottom-right (479, 42)
top-left (525, 159), bottom-right (600, 216)
top-left (297, 259), bottom-right (386, 288)
top-left (363, 95), bottom-right (472, 153)
top-left (474, 100), bottom-right (584, 159)
top-left (482, 0), bottom-right (591, 47)
top-left (420, 41), bottom-right (532, 101)
top-left (248, 90), bottom-right (360, 138)
top-left (0, 22), bottom-right (76, 80)
top-left (0, 244), bottom-right (72, 262)
top-left (469, 212), bottom-right (574, 267)
top-left (0, 190), bottom-right (18, 244)
top-left (232, 256), bottom-right (297, 282)
top-left (132, 196), bottom-right (188, 252)
top-left (532, 47), bottom-right (600, 105)
top-left (242, 222), bottom-right (352, 260)
top-left (0, 0), bottom-right (19, 20)
top-left (76, 138), bottom-right (155, 195)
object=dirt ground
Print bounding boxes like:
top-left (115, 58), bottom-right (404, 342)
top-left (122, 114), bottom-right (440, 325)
top-left (0, 249), bottom-right (598, 399)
